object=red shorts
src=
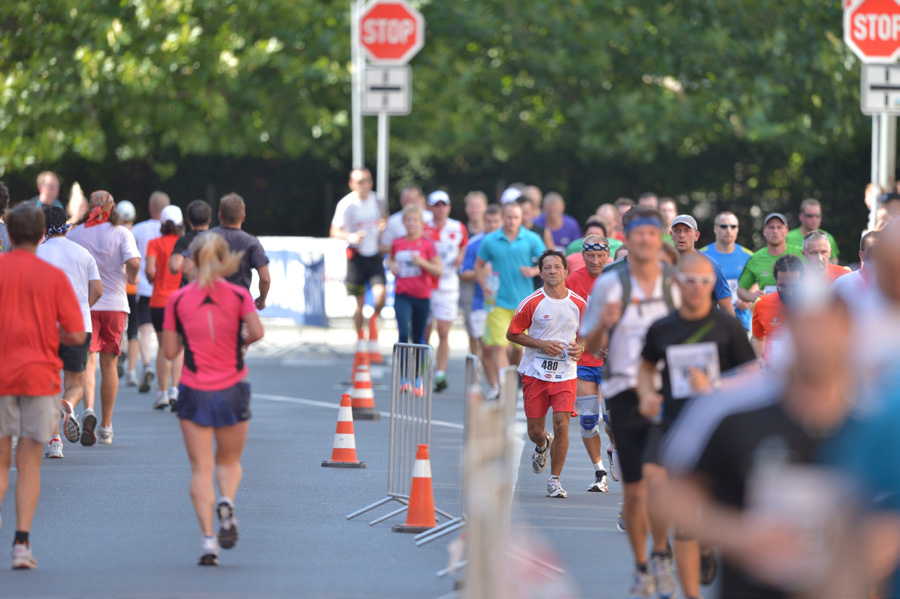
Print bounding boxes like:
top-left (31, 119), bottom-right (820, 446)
top-left (522, 375), bottom-right (577, 419)
top-left (90, 311), bottom-right (127, 355)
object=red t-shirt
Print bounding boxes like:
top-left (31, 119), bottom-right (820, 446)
top-left (825, 263), bottom-right (850, 284)
top-left (751, 292), bottom-right (785, 362)
top-left (163, 279), bottom-right (257, 391)
top-left (147, 234), bottom-right (182, 308)
top-left (0, 250), bottom-right (84, 396)
top-left (565, 266), bottom-right (604, 367)
top-left (391, 236), bottom-right (438, 299)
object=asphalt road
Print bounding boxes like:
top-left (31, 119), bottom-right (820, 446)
top-left (0, 328), bottom-right (647, 599)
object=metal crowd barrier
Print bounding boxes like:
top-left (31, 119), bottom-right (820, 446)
top-left (346, 342), bottom-right (454, 525)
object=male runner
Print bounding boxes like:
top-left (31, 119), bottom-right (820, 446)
top-left (424, 191), bottom-right (468, 392)
top-left (581, 207), bottom-right (680, 599)
top-left (751, 254), bottom-right (804, 363)
top-left (459, 204), bottom-right (502, 356)
top-left (636, 254), bottom-right (756, 599)
top-left (330, 167), bottom-right (387, 358)
top-left (700, 211), bottom-right (754, 331)
top-left (786, 198), bottom-right (840, 263)
top-left (380, 185), bottom-right (432, 254)
top-left (564, 235), bottom-right (611, 492)
top-left (801, 230), bottom-right (849, 284)
top-left (507, 250), bottom-right (586, 499)
top-left (169, 199), bottom-right (212, 284)
top-left (668, 214), bottom-right (735, 316)
top-left (737, 212), bottom-right (802, 302)
top-left (832, 231), bottom-right (879, 305)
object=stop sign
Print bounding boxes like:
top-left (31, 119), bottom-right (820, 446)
top-left (845, 0), bottom-right (900, 62)
top-left (358, 0), bottom-right (425, 65)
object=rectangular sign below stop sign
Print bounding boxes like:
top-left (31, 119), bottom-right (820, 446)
top-left (359, 0), bottom-right (425, 66)
top-left (845, 0), bottom-right (900, 62)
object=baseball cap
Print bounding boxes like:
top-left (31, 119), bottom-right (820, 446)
top-left (670, 215), bottom-right (698, 230)
top-left (115, 200), bottom-right (136, 222)
top-left (160, 204), bottom-right (184, 226)
top-left (500, 187), bottom-right (522, 204)
top-left (428, 191), bottom-right (450, 206)
top-left (764, 212), bottom-right (788, 226)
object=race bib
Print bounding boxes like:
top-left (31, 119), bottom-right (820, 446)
top-left (534, 350), bottom-right (567, 381)
top-left (764, 285), bottom-right (777, 295)
top-left (394, 250), bottom-right (421, 279)
top-left (665, 342), bottom-right (720, 399)
top-left (727, 279), bottom-right (739, 302)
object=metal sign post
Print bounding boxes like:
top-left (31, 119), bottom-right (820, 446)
top-left (350, 0), bottom-right (366, 168)
top-left (363, 66), bottom-right (411, 201)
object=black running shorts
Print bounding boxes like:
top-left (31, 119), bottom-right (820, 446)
top-left (605, 389), bottom-right (651, 484)
top-left (345, 252), bottom-right (386, 296)
top-left (58, 333), bottom-right (92, 373)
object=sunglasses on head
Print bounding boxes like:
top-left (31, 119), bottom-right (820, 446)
top-left (582, 243), bottom-right (610, 252)
top-left (676, 273), bottom-right (716, 286)
top-left (717, 224), bottom-right (737, 230)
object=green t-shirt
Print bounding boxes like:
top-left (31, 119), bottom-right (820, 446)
top-left (785, 228), bottom-right (839, 259)
top-left (565, 236), bottom-right (623, 257)
top-left (737, 245), bottom-right (803, 292)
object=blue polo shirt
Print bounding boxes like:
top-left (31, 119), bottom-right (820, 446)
top-left (477, 227), bottom-right (546, 310)
top-left (700, 243), bottom-right (754, 331)
top-left (460, 233), bottom-right (486, 310)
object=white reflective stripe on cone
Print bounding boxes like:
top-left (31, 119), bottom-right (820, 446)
top-left (333, 434), bottom-right (357, 449)
top-left (338, 406), bottom-right (354, 421)
top-left (412, 459), bottom-right (431, 478)
top-left (352, 389), bottom-right (374, 399)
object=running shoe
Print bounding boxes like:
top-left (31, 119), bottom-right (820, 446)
top-left (587, 470), bottom-right (609, 492)
top-left (153, 391), bottom-right (169, 410)
top-left (217, 500), bottom-right (239, 549)
top-left (486, 385), bottom-right (500, 401)
top-left (116, 354), bottom-right (125, 378)
top-left (434, 374), bottom-right (448, 393)
top-left (168, 386), bottom-right (179, 411)
top-left (546, 477), bottom-right (567, 498)
top-left (607, 449), bottom-right (619, 482)
top-left (617, 505), bottom-right (627, 532)
top-left (650, 550), bottom-right (678, 599)
top-left (126, 371), bottom-right (139, 387)
top-left (44, 437), bottom-right (63, 459)
top-left (80, 408), bottom-right (97, 447)
top-left (62, 399), bottom-right (81, 444)
top-left (97, 426), bottom-right (114, 445)
top-left (198, 537), bottom-right (219, 566)
top-left (11, 543), bottom-right (36, 570)
top-left (531, 432), bottom-right (553, 474)
top-left (139, 369), bottom-right (155, 393)
top-left (627, 568), bottom-right (655, 599)
top-left (700, 547), bottom-right (719, 585)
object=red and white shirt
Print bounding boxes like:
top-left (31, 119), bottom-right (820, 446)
top-left (509, 288), bottom-right (586, 382)
top-left (565, 266), bottom-right (604, 367)
top-left (425, 219), bottom-right (468, 293)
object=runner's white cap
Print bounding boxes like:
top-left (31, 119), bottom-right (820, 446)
top-left (670, 215), bottom-right (698, 230)
top-left (115, 200), bottom-right (136, 221)
top-left (500, 187), bottom-right (522, 204)
top-left (428, 191), bottom-right (450, 206)
top-left (160, 204), bottom-right (184, 226)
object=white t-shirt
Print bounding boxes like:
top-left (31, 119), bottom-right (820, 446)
top-left (425, 219), bottom-right (468, 293)
top-left (381, 209), bottom-right (433, 249)
top-left (67, 223), bottom-right (141, 313)
top-left (37, 237), bottom-right (101, 333)
top-left (510, 288), bottom-right (586, 381)
top-left (331, 192), bottom-right (385, 257)
top-left (580, 267), bottom-right (681, 398)
top-left (131, 218), bottom-right (162, 296)
top-left (831, 270), bottom-right (869, 308)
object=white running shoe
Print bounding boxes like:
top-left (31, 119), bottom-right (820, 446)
top-left (546, 477), bottom-right (567, 498)
top-left (153, 391), bottom-right (169, 410)
top-left (486, 385), bottom-right (500, 401)
top-left (607, 449), bottom-right (619, 482)
top-left (12, 543), bottom-right (36, 570)
top-left (168, 386), bottom-right (179, 411)
top-left (80, 408), bottom-right (97, 446)
top-left (198, 537), bottom-right (219, 566)
top-left (62, 399), bottom-right (81, 444)
top-left (627, 568), bottom-right (655, 599)
top-left (650, 551), bottom-right (678, 599)
top-left (531, 432), bottom-right (553, 474)
top-left (97, 426), bottom-right (114, 445)
top-left (126, 371), bottom-right (140, 387)
top-left (44, 437), bottom-right (63, 459)
top-left (587, 470), bottom-right (609, 492)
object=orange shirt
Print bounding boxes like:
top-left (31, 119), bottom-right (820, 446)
top-left (565, 266), bottom-right (603, 367)
top-left (751, 292), bottom-right (785, 362)
top-left (147, 234), bottom-right (182, 308)
top-left (0, 250), bottom-right (84, 396)
top-left (825, 263), bottom-right (850, 284)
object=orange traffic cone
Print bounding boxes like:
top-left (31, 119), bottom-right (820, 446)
top-left (351, 354), bottom-right (381, 421)
top-left (322, 394), bottom-right (366, 468)
top-left (367, 315), bottom-right (384, 364)
top-left (346, 331), bottom-right (368, 386)
top-left (393, 444), bottom-right (437, 533)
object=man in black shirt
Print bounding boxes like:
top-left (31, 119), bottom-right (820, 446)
top-left (636, 253), bottom-right (756, 599)
top-left (169, 199), bottom-right (212, 285)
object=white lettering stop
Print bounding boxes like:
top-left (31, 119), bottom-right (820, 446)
top-left (362, 18), bottom-right (415, 46)
top-left (853, 13), bottom-right (900, 41)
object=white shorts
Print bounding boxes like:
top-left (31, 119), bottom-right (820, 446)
top-left (429, 289), bottom-right (460, 323)
top-left (466, 309), bottom-right (487, 339)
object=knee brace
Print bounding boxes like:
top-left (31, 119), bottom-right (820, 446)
top-left (576, 394), bottom-right (601, 439)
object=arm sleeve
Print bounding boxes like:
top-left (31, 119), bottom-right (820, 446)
top-left (713, 262), bottom-right (732, 301)
top-left (738, 258), bottom-right (755, 290)
top-left (331, 197), bottom-right (349, 229)
top-left (508, 298), bottom-right (535, 335)
top-left (579, 274), bottom-right (612, 336)
top-left (460, 243), bottom-right (477, 273)
top-left (120, 228), bottom-right (142, 263)
top-left (476, 238), bottom-right (491, 262)
top-left (87, 254), bottom-right (100, 281)
top-left (172, 236), bottom-right (188, 255)
top-left (531, 231), bottom-right (547, 257)
top-left (56, 273), bottom-right (85, 333)
top-left (424, 239), bottom-right (438, 260)
top-left (249, 239), bottom-right (268, 269)
top-left (458, 225), bottom-right (469, 250)
top-left (751, 300), bottom-right (765, 338)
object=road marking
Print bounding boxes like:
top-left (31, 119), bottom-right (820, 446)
top-left (253, 393), bottom-right (464, 430)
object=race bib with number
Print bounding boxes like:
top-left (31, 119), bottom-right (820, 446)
top-left (727, 279), bottom-right (739, 302)
top-left (764, 285), bottom-right (777, 295)
top-left (665, 342), bottom-right (720, 399)
top-left (534, 350), bottom-right (567, 381)
top-left (394, 250), bottom-right (422, 279)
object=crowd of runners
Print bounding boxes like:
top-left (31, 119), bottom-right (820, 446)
top-left (332, 167), bottom-right (900, 599)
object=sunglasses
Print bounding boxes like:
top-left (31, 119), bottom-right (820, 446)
top-left (801, 213), bottom-right (821, 218)
top-left (354, 177), bottom-right (373, 184)
top-left (582, 243), bottom-right (610, 252)
top-left (717, 224), bottom-right (738, 230)
top-left (676, 273), bottom-right (716, 286)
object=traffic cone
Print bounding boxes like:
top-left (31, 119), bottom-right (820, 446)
top-left (322, 394), bottom-right (366, 468)
top-left (346, 331), bottom-right (368, 386)
top-left (367, 314), bottom-right (384, 364)
top-left (351, 354), bottom-right (381, 421)
top-left (393, 444), bottom-right (437, 533)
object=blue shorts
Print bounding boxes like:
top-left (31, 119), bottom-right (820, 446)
top-left (576, 365), bottom-right (603, 385)
top-left (177, 382), bottom-right (251, 428)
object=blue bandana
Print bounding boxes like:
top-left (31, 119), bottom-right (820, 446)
top-left (624, 216), bottom-right (662, 235)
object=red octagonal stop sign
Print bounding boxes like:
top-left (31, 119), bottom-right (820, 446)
top-left (845, 0), bottom-right (900, 62)
top-left (359, 0), bottom-right (425, 65)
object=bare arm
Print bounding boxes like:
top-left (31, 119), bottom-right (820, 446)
top-left (145, 255), bottom-right (157, 283)
top-left (717, 296), bottom-right (736, 317)
top-left (88, 279), bottom-right (103, 307)
top-left (255, 265), bottom-right (271, 310)
top-left (168, 252), bottom-right (184, 275)
top-left (62, 330), bottom-right (87, 346)
top-left (415, 254), bottom-right (442, 278)
top-left (182, 256), bottom-right (197, 282)
top-left (636, 359), bottom-right (662, 418)
top-left (751, 336), bottom-right (765, 358)
top-left (162, 330), bottom-right (183, 360)
top-left (475, 257), bottom-right (489, 289)
top-left (330, 225), bottom-right (365, 245)
top-left (125, 257), bottom-right (140, 286)
top-left (737, 285), bottom-right (764, 302)
top-left (242, 310), bottom-right (265, 345)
